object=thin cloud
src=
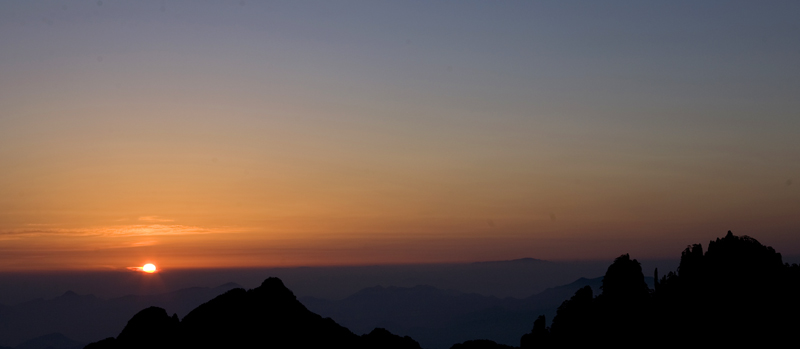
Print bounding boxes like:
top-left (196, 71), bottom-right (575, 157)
top-left (0, 224), bottom-right (246, 239)
top-left (99, 224), bottom-right (216, 237)
top-left (138, 216), bottom-right (174, 223)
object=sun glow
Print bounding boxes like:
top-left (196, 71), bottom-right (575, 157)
top-left (142, 263), bottom-right (157, 273)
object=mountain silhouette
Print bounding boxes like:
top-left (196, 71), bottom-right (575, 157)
top-left (85, 277), bottom-right (420, 349)
top-left (0, 283), bottom-right (240, 346)
top-left (520, 231), bottom-right (800, 348)
top-left (10, 231), bottom-right (796, 349)
top-left (1, 271), bottom-right (634, 348)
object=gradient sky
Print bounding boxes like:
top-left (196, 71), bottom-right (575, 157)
top-left (1, 1), bottom-right (799, 271)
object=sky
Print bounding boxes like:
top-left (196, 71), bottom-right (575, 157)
top-left (1, 1), bottom-right (799, 271)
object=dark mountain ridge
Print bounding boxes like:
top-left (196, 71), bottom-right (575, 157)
top-left (12, 231), bottom-right (796, 349)
top-left (0, 269), bottom-right (623, 348)
top-left (86, 278), bottom-right (420, 349)
top-left (519, 231), bottom-right (800, 348)
top-left (0, 283), bottom-right (241, 346)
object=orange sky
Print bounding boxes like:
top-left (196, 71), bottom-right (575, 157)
top-left (1, 1), bottom-right (799, 271)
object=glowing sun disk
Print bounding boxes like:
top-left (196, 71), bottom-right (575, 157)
top-left (142, 263), bottom-right (156, 273)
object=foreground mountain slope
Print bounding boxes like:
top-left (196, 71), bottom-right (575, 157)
top-left (180, 278), bottom-right (360, 349)
top-left (519, 231), bottom-right (800, 348)
top-left (0, 283), bottom-right (240, 346)
top-left (86, 278), bottom-right (420, 349)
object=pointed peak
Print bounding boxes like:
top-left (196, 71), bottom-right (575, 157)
top-left (253, 277), bottom-right (296, 300)
top-left (61, 290), bottom-right (78, 297)
top-left (260, 277), bottom-right (287, 289)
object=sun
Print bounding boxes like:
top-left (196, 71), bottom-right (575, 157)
top-left (142, 263), bottom-right (157, 273)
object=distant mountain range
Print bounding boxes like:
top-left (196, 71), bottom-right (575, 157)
top-left (0, 273), bottom-right (638, 348)
top-left (5, 232), bottom-right (792, 349)
top-left (301, 277), bottom-right (654, 349)
top-left (0, 283), bottom-right (241, 347)
top-left (0, 257), bottom-right (625, 306)
top-left (2, 333), bottom-right (84, 349)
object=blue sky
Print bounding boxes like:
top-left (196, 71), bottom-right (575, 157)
top-left (1, 1), bottom-right (798, 269)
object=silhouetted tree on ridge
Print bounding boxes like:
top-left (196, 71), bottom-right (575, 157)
top-left (655, 231), bottom-right (794, 346)
top-left (538, 254), bottom-right (652, 347)
top-left (520, 231), bottom-right (800, 348)
top-left (519, 315), bottom-right (548, 349)
top-left (600, 254), bottom-right (649, 301)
